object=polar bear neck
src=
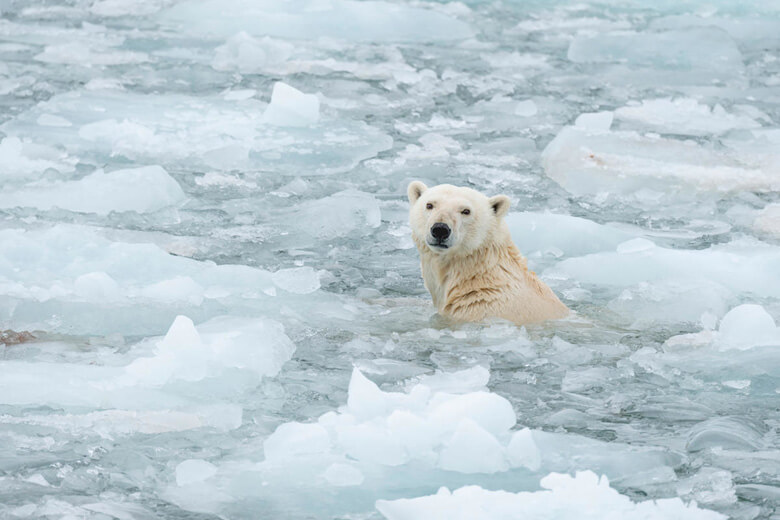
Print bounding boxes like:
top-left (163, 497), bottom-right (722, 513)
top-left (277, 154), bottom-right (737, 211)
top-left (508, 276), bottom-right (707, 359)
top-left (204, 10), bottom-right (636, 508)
top-left (418, 235), bottom-right (530, 314)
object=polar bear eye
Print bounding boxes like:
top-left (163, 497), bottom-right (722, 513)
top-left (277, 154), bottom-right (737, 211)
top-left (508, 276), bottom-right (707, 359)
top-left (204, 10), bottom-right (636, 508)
top-left (461, 209), bottom-right (470, 215)
top-left (426, 203), bottom-right (433, 210)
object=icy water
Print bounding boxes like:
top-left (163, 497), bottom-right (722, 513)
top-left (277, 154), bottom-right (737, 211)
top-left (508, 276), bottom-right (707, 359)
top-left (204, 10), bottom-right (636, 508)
top-left (1, 0), bottom-right (780, 518)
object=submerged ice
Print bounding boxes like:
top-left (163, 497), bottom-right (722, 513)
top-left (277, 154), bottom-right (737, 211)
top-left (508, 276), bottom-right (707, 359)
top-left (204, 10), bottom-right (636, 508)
top-left (1, 0), bottom-right (779, 518)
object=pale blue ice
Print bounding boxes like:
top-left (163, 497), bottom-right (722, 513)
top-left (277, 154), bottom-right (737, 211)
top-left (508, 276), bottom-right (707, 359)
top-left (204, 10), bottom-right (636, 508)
top-left (1, 0), bottom-right (779, 519)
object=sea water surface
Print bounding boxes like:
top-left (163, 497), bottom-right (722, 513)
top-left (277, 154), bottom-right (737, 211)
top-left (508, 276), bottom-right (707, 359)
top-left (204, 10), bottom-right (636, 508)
top-left (0, 0), bottom-right (779, 518)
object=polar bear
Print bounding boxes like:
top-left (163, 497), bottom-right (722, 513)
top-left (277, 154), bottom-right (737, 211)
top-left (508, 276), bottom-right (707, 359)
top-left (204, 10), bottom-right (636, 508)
top-left (408, 181), bottom-right (569, 325)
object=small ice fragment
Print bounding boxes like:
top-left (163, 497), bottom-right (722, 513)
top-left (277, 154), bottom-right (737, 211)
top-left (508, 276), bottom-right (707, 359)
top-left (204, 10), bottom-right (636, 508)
top-left (73, 272), bottom-right (121, 301)
top-left (323, 463), bottom-right (364, 486)
top-left (175, 459), bottom-right (217, 486)
top-left (514, 100), bottom-right (538, 117)
top-left (438, 419), bottom-right (508, 473)
top-left (36, 113), bottom-right (72, 127)
top-left (506, 428), bottom-right (541, 470)
top-left (616, 238), bottom-right (655, 254)
top-left (263, 422), bottom-right (331, 461)
top-left (575, 111), bottom-right (613, 131)
top-left (271, 266), bottom-right (321, 294)
top-left (723, 380), bottom-right (750, 390)
top-left (263, 82), bottom-right (320, 127)
top-left (429, 392), bottom-right (516, 435)
top-left (716, 304), bottom-right (780, 350)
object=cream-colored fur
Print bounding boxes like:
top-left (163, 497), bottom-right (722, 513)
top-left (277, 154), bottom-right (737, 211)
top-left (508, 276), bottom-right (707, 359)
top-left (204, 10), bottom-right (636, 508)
top-left (408, 181), bottom-right (569, 325)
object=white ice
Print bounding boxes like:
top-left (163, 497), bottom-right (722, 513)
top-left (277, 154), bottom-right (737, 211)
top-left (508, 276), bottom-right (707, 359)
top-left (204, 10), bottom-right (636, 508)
top-left (376, 471), bottom-right (725, 520)
top-left (0, 165), bottom-right (185, 214)
top-left (614, 99), bottom-right (763, 136)
top-left (159, 0), bottom-right (473, 43)
top-left (262, 82), bottom-right (320, 127)
top-left (541, 125), bottom-right (780, 197)
top-left (567, 28), bottom-right (743, 72)
top-left (547, 237), bottom-right (780, 326)
top-left (1, 86), bottom-right (392, 174)
top-left (0, 224), bottom-right (336, 335)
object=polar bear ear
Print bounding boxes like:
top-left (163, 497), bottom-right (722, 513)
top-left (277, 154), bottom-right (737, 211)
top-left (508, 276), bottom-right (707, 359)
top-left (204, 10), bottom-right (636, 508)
top-left (407, 181), bottom-right (428, 204)
top-left (489, 194), bottom-right (510, 218)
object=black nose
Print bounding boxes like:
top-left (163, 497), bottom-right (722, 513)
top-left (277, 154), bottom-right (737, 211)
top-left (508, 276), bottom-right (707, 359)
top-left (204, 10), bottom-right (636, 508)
top-left (431, 223), bottom-right (451, 240)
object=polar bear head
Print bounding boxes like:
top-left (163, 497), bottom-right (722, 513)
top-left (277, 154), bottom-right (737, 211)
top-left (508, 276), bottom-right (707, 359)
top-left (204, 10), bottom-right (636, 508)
top-left (407, 181), bottom-right (510, 256)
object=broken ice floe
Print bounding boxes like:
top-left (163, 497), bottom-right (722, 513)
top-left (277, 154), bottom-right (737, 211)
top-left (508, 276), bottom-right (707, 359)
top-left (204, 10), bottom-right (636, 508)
top-left (0, 225), bottom-right (332, 335)
top-left (541, 126), bottom-right (780, 198)
top-left (163, 367), bottom-right (679, 517)
top-left (376, 471), bottom-right (725, 520)
top-left (159, 0), bottom-right (473, 43)
top-left (1, 84), bottom-right (392, 174)
top-left (0, 165), bottom-right (185, 215)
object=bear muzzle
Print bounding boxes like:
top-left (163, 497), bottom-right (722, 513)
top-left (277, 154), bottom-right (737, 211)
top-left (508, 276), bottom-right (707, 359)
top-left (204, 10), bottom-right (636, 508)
top-left (427, 222), bottom-right (452, 249)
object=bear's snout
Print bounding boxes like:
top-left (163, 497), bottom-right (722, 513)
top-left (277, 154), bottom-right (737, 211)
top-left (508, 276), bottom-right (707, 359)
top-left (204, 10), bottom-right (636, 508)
top-left (429, 222), bottom-right (452, 249)
top-left (431, 223), bottom-right (451, 240)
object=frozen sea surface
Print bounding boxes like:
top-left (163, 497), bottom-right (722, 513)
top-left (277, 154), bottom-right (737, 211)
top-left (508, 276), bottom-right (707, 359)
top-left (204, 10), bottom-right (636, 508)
top-left (1, 0), bottom-right (779, 519)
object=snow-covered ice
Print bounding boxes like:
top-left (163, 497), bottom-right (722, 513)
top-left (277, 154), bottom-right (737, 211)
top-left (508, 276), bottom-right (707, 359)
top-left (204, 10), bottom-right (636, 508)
top-left (1, 0), bottom-right (778, 518)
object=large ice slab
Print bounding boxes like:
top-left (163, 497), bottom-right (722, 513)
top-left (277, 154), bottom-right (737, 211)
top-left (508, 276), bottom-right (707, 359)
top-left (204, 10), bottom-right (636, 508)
top-left (754, 204), bottom-right (780, 239)
top-left (376, 471), bottom-right (725, 520)
top-left (159, 0), bottom-right (473, 43)
top-left (1, 88), bottom-right (392, 174)
top-left (547, 238), bottom-right (780, 327)
top-left (0, 165), bottom-right (185, 214)
top-left (541, 126), bottom-right (780, 198)
top-left (506, 212), bottom-right (636, 259)
top-left (0, 224), bottom-right (334, 335)
top-left (0, 136), bottom-right (75, 183)
top-left (614, 98), bottom-right (763, 137)
top-left (568, 28), bottom-right (743, 72)
top-left (0, 314), bottom-right (293, 439)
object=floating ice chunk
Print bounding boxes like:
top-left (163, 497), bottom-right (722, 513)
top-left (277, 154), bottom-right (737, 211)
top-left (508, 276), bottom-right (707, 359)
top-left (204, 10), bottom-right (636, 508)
top-left (541, 126), bottom-right (780, 197)
top-left (91, 0), bottom-right (169, 17)
top-left (406, 365), bottom-right (489, 394)
top-left (650, 15), bottom-right (780, 50)
top-left (322, 463), bottom-right (364, 487)
top-left (568, 28), bottom-right (743, 72)
top-left (506, 212), bottom-right (637, 258)
top-left (125, 315), bottom-right (296, 386)
top-left (549, 239), bottom-right (780, 306)
top-left (159, 0), bottom-right (473, 43)
top-left (514, 100), bottom-right (538, 117)
top-left (506, 428), bottom-right (542, 471)
top-left (73, 271), bottom-right (121, 301)
top-left (0, 166), bottom-right (185, 214)
top-left (1, 89), bottom-right (392, 174)
top-left (0, 224), bottom-right (341, 335)
top-left (753, 204), bottom-right (780, 239)
top-left (439, 419), bottom-right (508, 474)
top-left (575, 111), bottom-right (613, 131)
top-left (264, 422), bottom-right (331, 461)
top-left (290, 190), bottom-right (382, 241)
top-left (263, 82), bottom-right (320, 127)
top-left (176, 460), bottom-right (218, 486)
top-left (716, 304), bottom-right (780, 351)
top-left (686, 417), bottom-right (765, 452)
top-left (615, 99), bottom-right (761, 136)
top-left (271, 267), bottom-right (321, 294)
top-left (429, 392), bottom-right (516, 437)
top-left (376, 471), bottom-right (725, 520)
top-left (212, 32), bottom-right (294, 74)
top-left (616, 238), bottom-right (655, 254)
top-left (36, 113), bottom-right (72, 127)
top-left (0, 136), bottom-right (75, 182)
